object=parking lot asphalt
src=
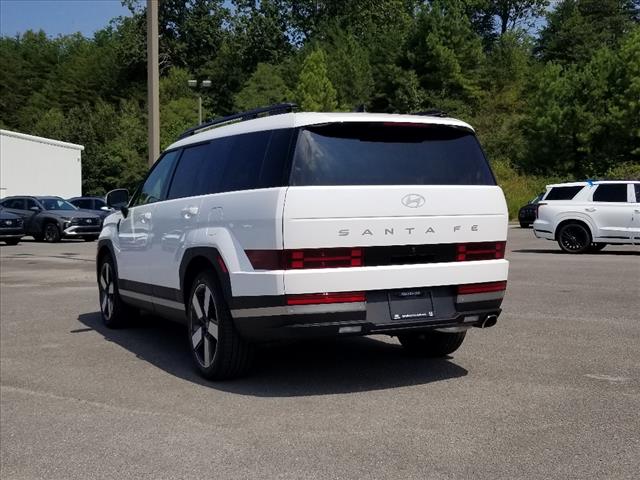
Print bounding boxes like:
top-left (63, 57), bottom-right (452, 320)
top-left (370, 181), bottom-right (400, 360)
top-left (1, 229), bottom-right (639, 480)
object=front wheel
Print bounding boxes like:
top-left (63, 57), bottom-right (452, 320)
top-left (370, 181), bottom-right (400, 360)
top-left (398, 331), bottom-right (466, 357)
top-left (43, 223), bottom-right (61, 243)
top-left (589, 243), bottom-right (606, 252)
top-left (98, 255), bottom-right (136, 328)
top-left (4, 238), bottom-right (20, 245)
top-left (188, 272), bottom-right (253, 380)
top-left (557, 222), bottom-right (591, 254)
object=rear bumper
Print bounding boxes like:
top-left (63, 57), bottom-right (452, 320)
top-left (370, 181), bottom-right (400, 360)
top-left (532, 220), bottom-right (554, 240)
top-left (232, 287), bottom-right (504, 342)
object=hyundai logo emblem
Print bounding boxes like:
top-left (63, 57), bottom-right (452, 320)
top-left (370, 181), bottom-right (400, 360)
top-left (401, 194), bottom-right (426, 208)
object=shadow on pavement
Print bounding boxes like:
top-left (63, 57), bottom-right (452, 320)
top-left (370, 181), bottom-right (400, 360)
top-left (512, 248), bottom-right (639, 256)
top-left (78, 311), bottom-right (468, 397)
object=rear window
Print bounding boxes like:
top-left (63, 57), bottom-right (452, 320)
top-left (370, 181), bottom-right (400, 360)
top-left (290, 123), bottom-right (495, 186)
top-left (545, 186), bottom-right (584, 200)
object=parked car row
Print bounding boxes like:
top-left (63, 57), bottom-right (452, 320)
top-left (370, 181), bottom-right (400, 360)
top-left (0, 195), bottom-right (113, 245)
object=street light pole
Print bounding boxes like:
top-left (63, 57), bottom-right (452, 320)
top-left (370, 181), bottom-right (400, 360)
top-left (147, 0), bottom-right (160, 167)
top-left (188, 79), bottom-right (211, 125)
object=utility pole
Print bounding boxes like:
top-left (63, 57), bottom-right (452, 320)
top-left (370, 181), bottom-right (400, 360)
top-left (147, 0), bottom-right (160, 167)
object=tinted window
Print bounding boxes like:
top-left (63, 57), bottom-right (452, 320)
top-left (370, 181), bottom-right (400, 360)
top-left (634, 184), bottom-right (640, 202)
top-left (2, 199), bottom-right (24, 209)
top-left (94, 199), bottom-right (107, 209)
top-left (73, 199), bottom-right (93, 209)
top-left (290, 123), bottom-right (495, 186)
top-left (133, 150), bottom-right (180, 206)
top-left (219, 131), bottom-right (272, 192)
top-left (545, 186), bottom-right (584, 200)
top-left (25, 199), bottom-right (39, 210)
top-left (40, 199), bottom-right (77, 210)
top-left (167, 143), bottom-right (212, 200)
top-left (593, 184), bottom-right (628, 202)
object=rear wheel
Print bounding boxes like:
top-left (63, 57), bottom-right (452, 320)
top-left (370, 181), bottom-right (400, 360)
top-left (519, 221), bottom-right (531, 228)
top-left (4, 238), bottom-right (20, 245)
top-left (398, 331), bottom-right (466, 357)
top-left (557, 222), bottom-right (591, 254)
top-left (44, 223), bottom-right (61, 243)
top-left (188, 271), bottom-right (253, 380)
top-left (98, 255), bottom-right (135, 328)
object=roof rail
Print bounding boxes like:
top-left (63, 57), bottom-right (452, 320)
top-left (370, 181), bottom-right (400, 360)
top-left (177, 103), bottom-right (298, 139)
top-left (413, 109), bottom-right (448, 118)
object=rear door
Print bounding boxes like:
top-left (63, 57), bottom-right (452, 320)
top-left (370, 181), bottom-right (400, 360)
top-left (282, 123), bottom-right (508, 254)
top-left (589, 183), bottom-right (633, 241)
top-left (630, 184), bottom-right (640, 244)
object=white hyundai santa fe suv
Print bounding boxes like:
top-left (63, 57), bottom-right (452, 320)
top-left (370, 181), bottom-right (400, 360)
top-left (97, 104), bottom-right (509, 379)
top-left (533, 180), bottom-right (640, 253)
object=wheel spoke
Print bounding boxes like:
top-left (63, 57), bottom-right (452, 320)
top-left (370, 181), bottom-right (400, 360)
top-left (207, 320), bottom-right (218, 340)
top-left (100, 275), bottom-right (107, 290)
top-left (101, 294), bottom-right (108, 313)
top-left (204, 288), bottom-right (213, 318)
top-left (108, 284), bottom-right (114, 295)
top-left (203, 335), bottom-right (211, 367)
top-left (191, 326), bottom-right (203, 348)
top-left (192, 293), bottom-right (204, 319)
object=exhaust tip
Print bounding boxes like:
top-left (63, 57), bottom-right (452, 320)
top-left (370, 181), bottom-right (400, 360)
top-left (476, 314), bottom-right (498, 329)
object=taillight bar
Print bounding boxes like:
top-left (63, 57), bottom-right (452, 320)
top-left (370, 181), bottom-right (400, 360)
top-left (286, 291), bottom-right (366, 305)
top-left (456, 242), bottom-right (505, 261)
top-left (246, 248), bottom-right (363, 270)
top-left (457, 281), bottom-right (507, 295)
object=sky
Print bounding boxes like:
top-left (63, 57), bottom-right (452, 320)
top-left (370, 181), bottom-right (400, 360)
top-left (0, 0), bottom-right (132, 38)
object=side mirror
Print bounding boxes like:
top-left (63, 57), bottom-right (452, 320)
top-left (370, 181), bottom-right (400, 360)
top-left (30, 206), bottom-right (41, 212)
top-left (106, 189), bottom-right (129, 217)
top-left (101, 206), bottom-right (111, 211)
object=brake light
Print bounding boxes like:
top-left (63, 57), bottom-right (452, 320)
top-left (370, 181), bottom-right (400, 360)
top-left (456, 242), bottom-right (505, 261)
top-left (457, 281), bottom-right (507, 295)
top-left (246, 248), bottom-right (363, 270)
top-left (286, 291), bottom-right (365, 305)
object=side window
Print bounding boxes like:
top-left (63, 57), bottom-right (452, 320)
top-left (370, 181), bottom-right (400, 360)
top-left (167, 143), bottom-right (212, 200)
top-left (593, 184), bottom-right (628, 203)
top-left (2, 199), bottom-right (24, 209)
top-left (74, 199), bottom-right (92, 209)
top-left (634, 184), bottom-right (640, 202)
top-left (545, 186), bottom-right (584, 200)
top-left (132, 150), bottom-right (181, 206)
top-left (25, 199), bottom-right (39, 210)
top-left (94, 199), bottom-right (107, 209)
top-left (220, 131), bottom-right (271, 193)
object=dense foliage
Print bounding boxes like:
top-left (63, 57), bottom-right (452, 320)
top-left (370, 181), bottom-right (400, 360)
top-left (1, 0), bottom-right (638, 216)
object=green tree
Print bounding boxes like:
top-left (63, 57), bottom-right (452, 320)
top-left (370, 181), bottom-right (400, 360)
top-left (295, 48), bottom-right (338, 111)
top-left (234, 63), bottom-right (293, 110)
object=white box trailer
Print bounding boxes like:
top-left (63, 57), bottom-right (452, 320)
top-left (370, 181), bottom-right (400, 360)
top-left (0, 129), bottom-right (84, 199)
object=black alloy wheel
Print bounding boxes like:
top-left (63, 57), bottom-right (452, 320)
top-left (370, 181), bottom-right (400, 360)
top-left (44, 223), bottom-right (61, 243)
top-left (557, 223), bottom-right (591, 254)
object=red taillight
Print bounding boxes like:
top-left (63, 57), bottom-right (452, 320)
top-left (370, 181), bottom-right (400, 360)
top-left (457, 281), bottom-right (507, 295)
top-left (457, 242), bottom-right (505, 261)
top-left (287, 248), bottom-right (362, 269)
top-left (246, 248), bottom-right (363, 270)
top-left (286, 291), bottom-right (365, 305)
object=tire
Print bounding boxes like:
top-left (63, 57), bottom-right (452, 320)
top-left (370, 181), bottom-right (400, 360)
top-left (43, 222), bottom-right (61, 243)
top-left (398, 330), bottom-right (467, 357)
top-left (589, 243), bottom-right (606, 252)
top-left (519, 222), bottom-right (531, 228)
top-left (557, 222), bottom-right (592, 254)
top-left (4, 239), bottom-right (20, 245)
top-left (98, 254), bottom-right (136, 328)
top-left (32, 234), bottom-right (44, 242)
top-left (84, 236), bottom-right (98, 242)
top-left (187, 271), bottom-right (253, 380)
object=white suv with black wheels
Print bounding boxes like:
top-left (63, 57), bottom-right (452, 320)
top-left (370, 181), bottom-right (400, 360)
top-left (533, 181), bottom-right (640, 253)
top-left (97, 105), bottom-right (509, 379)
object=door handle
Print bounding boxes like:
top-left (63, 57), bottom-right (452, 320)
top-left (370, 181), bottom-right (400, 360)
top-left (138, 211), bottom-right (152, 223)
top-left (585, 208), bottom-right (596, 212)
top-left (181, 206), bottom-right (199, 219)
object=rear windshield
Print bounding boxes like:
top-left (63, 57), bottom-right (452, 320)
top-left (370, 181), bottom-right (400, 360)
top-left (290, 123), bottom-right (495, 186)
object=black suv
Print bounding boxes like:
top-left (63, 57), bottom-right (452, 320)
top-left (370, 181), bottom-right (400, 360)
top-left (68, 196), bottom-right (113, 223)
top-left (0, 208), bottom-right (25, 245)
top-left (0, 196), bottom-right (101, 242)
